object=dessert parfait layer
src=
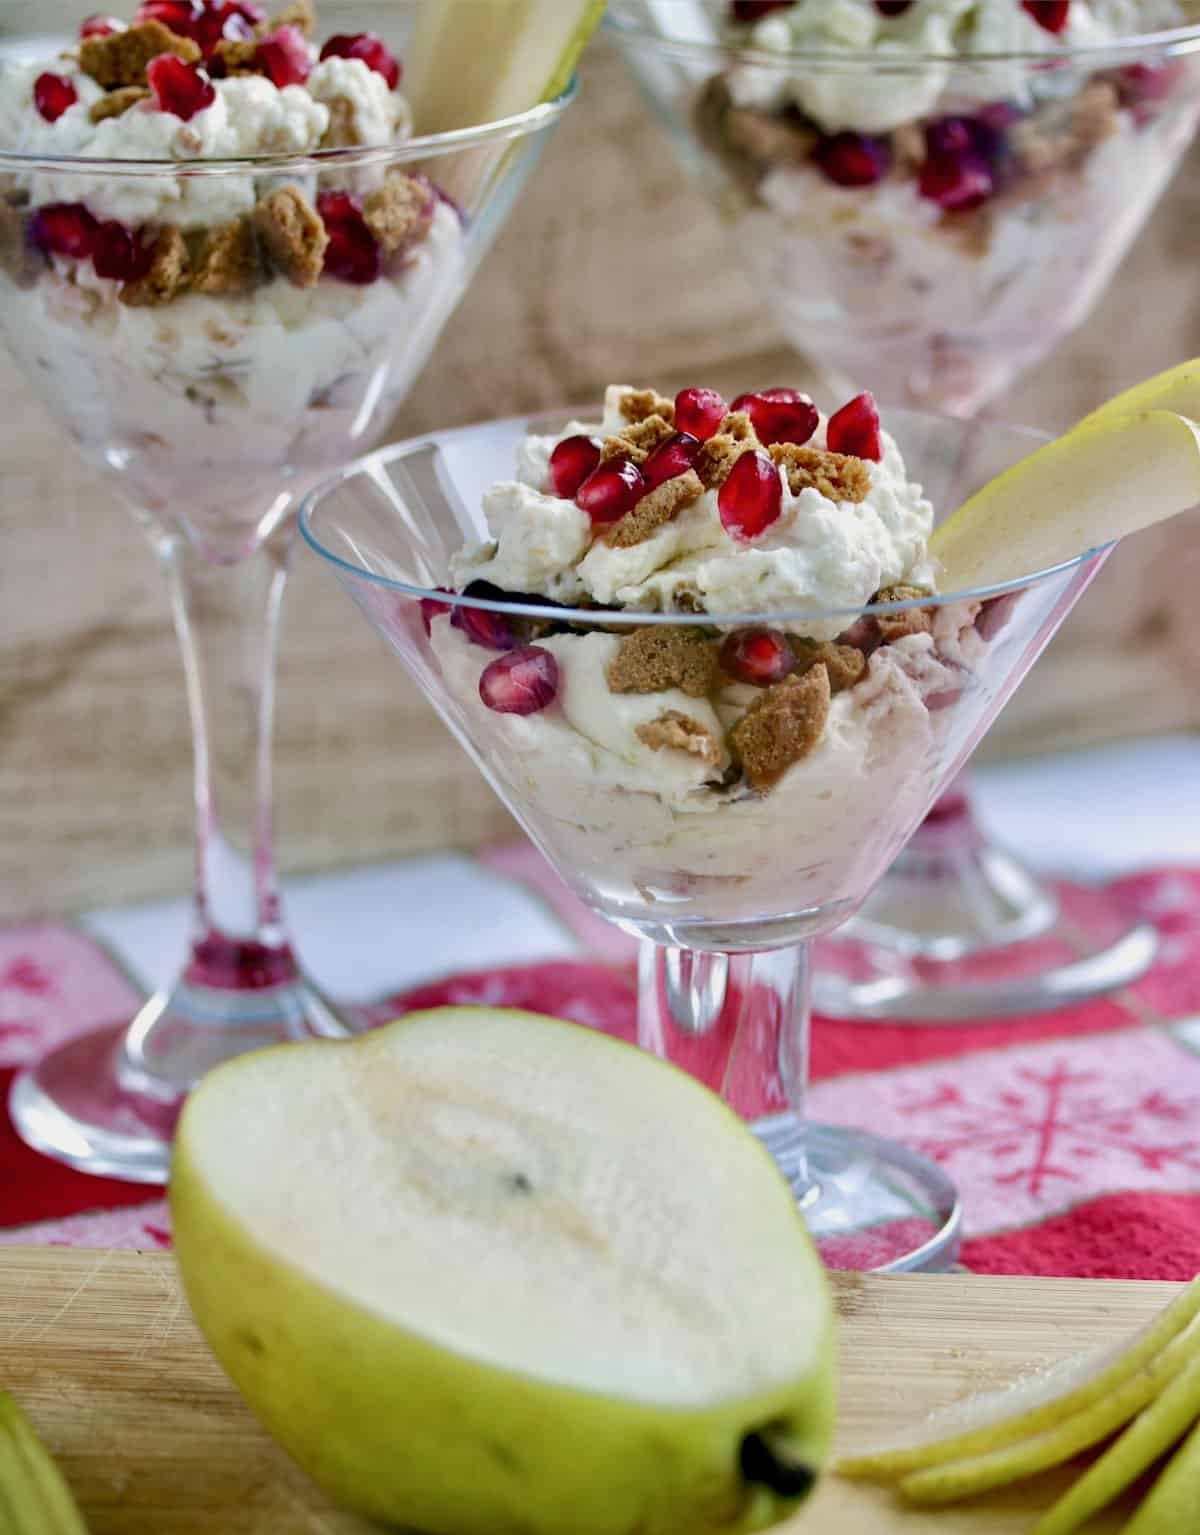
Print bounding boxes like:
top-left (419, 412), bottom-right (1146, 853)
top-left (0, 0), bottom-right (466, 556)
top-left (426, 384), bottom-right (1004, 936)
top-left (622, 1), bottom-right (1200, 410)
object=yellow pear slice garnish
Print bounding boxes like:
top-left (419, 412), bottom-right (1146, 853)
top-left (930, 408), bottom-right (1200, 594)
top-left (1075, 356), bottom-right (1200, 429)
top-left (1121, 1414), bottom-right (1200, 1535)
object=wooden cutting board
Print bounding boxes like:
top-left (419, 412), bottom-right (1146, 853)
top-left (0, 1249), bottom-right (1183, 1533)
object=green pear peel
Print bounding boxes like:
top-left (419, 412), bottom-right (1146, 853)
top-left (1121, 1415), bottom-right (1200, 1535)
top-left (837, 1273), bottom-right (1200, 1481)
top-left (0, 1390), bottom-right (88, 1535)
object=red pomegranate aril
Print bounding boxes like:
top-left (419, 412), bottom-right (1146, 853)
top-left (730, 1), bottom-right (793, 19)
top-left (719, 627), bottom-right (795, 686)
top-left (80, 13), bottom-right (126, 35)
top-left (642, 432), bottom-right (702, 492)
top-left (813, 131), bottom-right (891, 187)
top-left (731, 387), bottom-right (819, 448)
top-left (575, 457), bottom-right (646, 526)
top-left (876, 1), bottom-right (914, 13)
top-left (836, 616), bottom-right (881, 655)
top-left (548, 435), bottom-right (601, 499)
top-left (33, 73), bottom-right (78, 124)
top-left (480, 646), bottom-right (559, 716)
top-left (193, 1), bottom-right (266, 54)
top-left (29, 202), bottom-right (99, 259)
top-left (718, 451), bottom-right (783, 541)
top-left (317, 189), bottom-right (382, 285)
top-left (827, 391), bottom-right (882, 461)
top-left (91, 220), bottom-right (153, 281)
top-left (674, 386), bottom-right (728, 442)
top-left (134, 0), bottom-right (202, 35)
top-left (420, 592), bottom-right (452, 636)
top-left (919, 149), bottom-right (994, 211)
top-left (452, 604), bottom-right (518, 652)
top-left (147, 54), bottom-right (216, 119)
top-left (319, 32), bottom-right (401, 90)
top-left (256, 24), bottom-right (310, 87)
top-left (1022, 0), bottom-right (1070, 34)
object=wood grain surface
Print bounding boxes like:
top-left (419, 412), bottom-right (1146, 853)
top-left (2, 36), bottom-right (1199, 916)
top-left (0, 1248), bottom-right (1183, 1534)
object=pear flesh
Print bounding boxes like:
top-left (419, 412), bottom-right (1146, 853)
top-left (170, 1008), bottom-right (836, 1535)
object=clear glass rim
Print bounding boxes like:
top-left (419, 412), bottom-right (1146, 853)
top-left (298, 407), bottom-right (1113, 630)
top-left (601, 8), bottom-right (1200, 69)
top-left (0, 75), bottom-right (577, 176)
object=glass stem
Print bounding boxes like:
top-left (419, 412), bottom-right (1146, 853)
top-left (637, 941), bottom-right (811, 1193)
top-left (161, 527), bottom-right (296, 990)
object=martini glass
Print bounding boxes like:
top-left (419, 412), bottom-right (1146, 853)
top-left (300, 406), bottom-right (1114, 1272)
top-left (604, 3), bottom-right (1200, 1020)
top-left (2, 64), bottom-right (576, 1183)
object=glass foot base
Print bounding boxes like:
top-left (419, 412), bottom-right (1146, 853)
top-left (815, 877), bottom-right (1157, 1022)
top-left (9, 975), bottom-right (360, 1184)
top-left (756, 1115), bottom-right (961, 1273)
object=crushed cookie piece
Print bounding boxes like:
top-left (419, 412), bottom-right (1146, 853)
top-left (618, 388), bottom-right (676, 426)
top-left (604, 470), bottom-right (705, 549)
top-left (211, 37), bottom-right (262, 75)
top-left (320, 97), bottom-right (359, 148)
top-left (731, 667), bottom-right (832, 792)
top-left (719, 410), bottom-right (756, 442)
top-left (0, 188), bottom-right (39, 288)
top-left (120, 224), bottom-right (190, 307)
top-left (599, 413), bottom-right (676, 466)
top-left (696, 418), bottom-right (759, 491)
top-left (769, 443), bottom-right (871, 504)
top-left (1072, 79), bottom-right (1120, 150)
top-left (192, 216), bottom-right (259, 295)
top-left (601, 434), bottom-right (649, 466)
top-left (636, 711), bottom-right (723, 769)
top-left (79, 21), bottom-right (200, 89)
top-left (674, 590), bottom-right (707, 615)
top-left (793, 642), bottom-right (868, 693)
top-left (892, 121), bottom-right (926, 173)
top-left (725, 106), bottom-right (817, 166)
top-left (252, 186), bottom-right (327, 288)
top-left (264, 0), bottom-right (315, 35)
top-left (363, 174), bottom-right (435, 256)
top-left (89, 85), bottom-right (150, 123)
top-left (874, 584), bottom-right (934, 643)
top-left (606, 625), bottom-right (717, 699)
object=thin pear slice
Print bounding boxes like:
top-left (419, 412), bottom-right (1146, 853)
top-left (1075, 357), bottom-right (1200, 431)
top-left (896, 1319), bottom-right (1200, 1507)
top-left (837, 1274), bottom-right (1200, 1481)
top-left (0, 1390), bottom-right (88, 1534)
top-left (929, 409), bottom-right (1200, 594)
top-left (405, 0), bottom-right (607, 134)
top-left (1121, 1415), bottom-right (1200, 1535)
top-left (1032, 1351), bottom-right (1200, 1535)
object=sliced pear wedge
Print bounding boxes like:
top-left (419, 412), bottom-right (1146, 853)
top-left (405, 0), bottom-right (607, 134)
top-left (929, 408), bottom-right (1200, 594)
top-left (0, 1390), bottom-right (88, 1535)
top-left (1122, 1415), bottom-right (1200, 1535)
top-left (896, 1318), bottom-right (1200, 1507)
top-left (836, 1273), bottom-right (1200, 1481)
top-left (1075, 357), bottom-right (1200, 430)
top-left (1031, 1349), bottom-right (1200, 1535)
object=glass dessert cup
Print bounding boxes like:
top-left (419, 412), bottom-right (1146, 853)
top-left (3, 84), bottom-right (576, 1183)
top-left (605, 5), bottom-right (1200, 1020)
top-left (300, 406), bottom-right (1115, 1273)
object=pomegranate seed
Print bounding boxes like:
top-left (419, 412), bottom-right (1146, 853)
top-left (256, 25), bottom-right (310, 87)
top-left (452, 603), bottom-right (518, 651)
top-left (674, 387), bottom-right (728, 442)
top-left (875, 0), bottom-right (914, 12)
top-left (642, 432), bottom-right (701, 492)
top-left (730, 1), bottom-right (792, 18)
top-left (1117, 60), bottom-right (1183, 113)
top-left (420, 591), bottom-right (452, 635)
top-left (918, 149), bottom-right (994, 211)
top-left (147, 54), bottom-right (215, 119)
top-left (719, 627), bottom-right (795, 686)
top-left (827, 392), bottom-right (882, 462)
top-left (91, 220), bottom-right (153, 281)
top-left (548, 435), bottom-right (601, 499)
top-left (193, 1), bottom-right (265, 54)
top-left (1022, 0), bottom-right (1069, 34)
top-left (319, 32), bottom-right (401, 90)
top-left (813, 131), bottom-right (891, 187)
top-left (134, 0), bottom-right (202, 35)
top-left (79, 14), bottom-right (125, 37)
top-left (317, 189), bottom-right (382, 285)
top-left (33, 73), bottom-right (78, 124)
top-left (718, 451), bottom-right (782, 541)
top-left (29, 202), bottom-right (98, 259)
top-left (575, 458), bottom-right (646, 526)
top-left (836, 617), bottom-right (881, 655)
top-left (479, 646), bottom-right (559, 716)
top-left (730, 387), bottom-right (819, 448)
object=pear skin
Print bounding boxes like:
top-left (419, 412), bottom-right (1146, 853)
top-left (1075, 357), bottom-right (1200, 431)
top-left (0, 1390), bottom-right (88, 1535)
top-left (1121, 1416), bottom-right (1200, 1535)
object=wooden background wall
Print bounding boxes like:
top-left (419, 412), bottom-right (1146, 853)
top-left (3, 34), bottom-right (1199, 918)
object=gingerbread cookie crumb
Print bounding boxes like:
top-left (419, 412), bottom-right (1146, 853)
top-left (793, 642), bottom-right (868, 693)
top-left (731, 667), bottom-right (832, 792)
top-left (697, 421), bottom-right (760, 490)
top-left (605, 470), bottom-right (705, 549)
top-left (769, 443), bottom-right (871, 503)
top-left (89, 85), bottom-right (150, 123)
top-left (600, 413), bottom-right (676, 466)
top-left (79, 21), bottom-right (201, 89)
top-left (211, 37), bottom-right (262, 76)
top-left (120, 225), bottom-right (190, 308)
top-left (1072, 79), bottom-right (1120, 150)
top-left (873, 585), bottom-right (934, 643)
top-left (618, 388), bottom-right (676, 426)
top-left (606, 625), bottom-right (717, 699)
top-left (252, 186), bottom-right (327, 288)
top-left (363, 174), bottom-right (435, 256)
top-left (265, 0), bottom-right (316, 35)
top-left (636, 711), bottom-right (723, 769)
top-left (192, 216), bottom-right (259, 295)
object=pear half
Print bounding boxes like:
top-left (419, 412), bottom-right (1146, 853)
top-left (170, 1008), bottom-right (836, 1535)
